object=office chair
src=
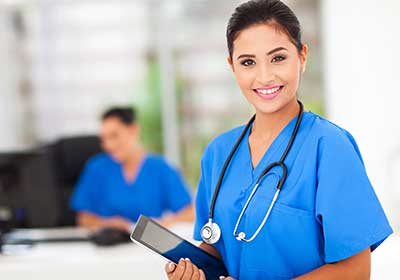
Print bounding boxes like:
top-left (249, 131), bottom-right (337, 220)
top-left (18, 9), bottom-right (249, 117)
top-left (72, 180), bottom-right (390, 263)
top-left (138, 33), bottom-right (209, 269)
top-left (49, 136), bottom-right (101, 226)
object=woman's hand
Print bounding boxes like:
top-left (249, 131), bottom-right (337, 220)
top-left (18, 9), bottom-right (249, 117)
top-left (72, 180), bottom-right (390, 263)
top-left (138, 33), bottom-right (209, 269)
top-left (103, 216), bottom-right (133, 232)
top-left (164, 258), bottom-right (235, 280)
top-left (165, 258), bottom-right (206, 280)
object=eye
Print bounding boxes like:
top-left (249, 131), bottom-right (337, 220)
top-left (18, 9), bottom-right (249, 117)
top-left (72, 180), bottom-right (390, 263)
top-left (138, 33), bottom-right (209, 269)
top-left (240, 59), bottom-right (256, 67)
top-left (271, 55), bottom-right (286, 63)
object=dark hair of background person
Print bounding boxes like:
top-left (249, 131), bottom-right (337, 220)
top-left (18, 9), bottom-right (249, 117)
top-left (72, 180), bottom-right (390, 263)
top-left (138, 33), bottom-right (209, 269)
top-left (102, 107), bottom-right (136, 125)
top-left (226, 0), bottom-right (303, 60)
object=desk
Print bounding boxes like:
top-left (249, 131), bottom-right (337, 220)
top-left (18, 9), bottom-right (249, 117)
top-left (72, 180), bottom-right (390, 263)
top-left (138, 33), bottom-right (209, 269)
top-left (0, 224), bottom-right (195, 280)
top-left (1, 229), bottom-right (399, 280)
top-left (1, 241), bottom-right (167, 280)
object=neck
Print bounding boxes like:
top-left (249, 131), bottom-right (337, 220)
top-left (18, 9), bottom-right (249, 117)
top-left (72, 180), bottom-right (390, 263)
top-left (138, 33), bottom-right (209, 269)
top-left (252, 99), bottom-right (300, 141)
top-left (123, 145), bottom-right (144, 168)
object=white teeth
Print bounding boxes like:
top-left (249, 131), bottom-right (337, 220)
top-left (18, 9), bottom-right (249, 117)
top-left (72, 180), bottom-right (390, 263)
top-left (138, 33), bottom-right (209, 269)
top-left (256, 87), bottom-right (280, 95)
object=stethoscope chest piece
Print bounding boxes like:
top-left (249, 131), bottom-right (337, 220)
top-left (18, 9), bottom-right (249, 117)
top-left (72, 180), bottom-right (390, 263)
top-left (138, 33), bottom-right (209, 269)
top-left (201, 219), bottom-right (221, 244)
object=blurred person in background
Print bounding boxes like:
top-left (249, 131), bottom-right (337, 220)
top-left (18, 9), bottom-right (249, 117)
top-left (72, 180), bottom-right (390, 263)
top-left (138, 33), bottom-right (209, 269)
top-left (70, 106), bottom-right (194, 232)
top-left (165, 0), bottom-right (392, 279)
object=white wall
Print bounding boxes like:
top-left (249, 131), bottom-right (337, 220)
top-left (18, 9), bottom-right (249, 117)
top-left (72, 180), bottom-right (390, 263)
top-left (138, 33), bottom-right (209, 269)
top-left (322, 0), bottom-right (400, 229)
top-left (24, 1), bottom-right (149, 142)
top-left (0, 7), bottom-right (30, 151)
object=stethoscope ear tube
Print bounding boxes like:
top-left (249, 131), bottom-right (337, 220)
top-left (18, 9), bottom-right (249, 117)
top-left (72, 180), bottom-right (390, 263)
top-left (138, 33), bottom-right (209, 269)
top-left (277, 163), bottom-right (287, 190)
top-left (257, 161), bottom-right (288, 190)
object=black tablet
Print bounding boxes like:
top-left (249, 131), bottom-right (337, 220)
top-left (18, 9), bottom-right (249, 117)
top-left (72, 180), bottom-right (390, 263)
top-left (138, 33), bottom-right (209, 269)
top-left (131, 215), bottom-right (228, 280)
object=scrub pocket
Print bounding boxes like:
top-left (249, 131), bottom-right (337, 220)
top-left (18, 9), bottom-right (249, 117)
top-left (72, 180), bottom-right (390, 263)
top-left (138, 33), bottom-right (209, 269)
top-left (242, 200), bottom-right (322, 278)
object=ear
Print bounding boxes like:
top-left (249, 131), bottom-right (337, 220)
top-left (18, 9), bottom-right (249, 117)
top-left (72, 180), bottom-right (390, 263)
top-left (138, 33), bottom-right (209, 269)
top-left (128, 124), bottom-right (140, 137)
top-left (227, 56), bottom-right (235, 72)
top-left (299, 44), bottom-right (309, 73)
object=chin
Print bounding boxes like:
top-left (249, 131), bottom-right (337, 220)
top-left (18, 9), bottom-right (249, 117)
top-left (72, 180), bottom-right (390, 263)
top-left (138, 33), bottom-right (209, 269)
top-left (252, 96), bottom-right (296, 116)
top-left (253, 102), bottom-right (284, 115)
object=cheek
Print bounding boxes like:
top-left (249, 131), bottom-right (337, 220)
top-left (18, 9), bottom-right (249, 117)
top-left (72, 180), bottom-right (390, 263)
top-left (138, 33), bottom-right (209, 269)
top-left (104, 136), bottom-right (124, 152)
top-left (288, 59), bottom-right (302, 82)
top-left (102, 140), bottom-right (114, 153)
top-left (234, 69), bottom-right (254, 90)
top-left (277, 63), bottom-right (301, 89)
top-left (120, 133), bottom-right (134, 148)
top-left (287, 68), bottom-right (301, 88)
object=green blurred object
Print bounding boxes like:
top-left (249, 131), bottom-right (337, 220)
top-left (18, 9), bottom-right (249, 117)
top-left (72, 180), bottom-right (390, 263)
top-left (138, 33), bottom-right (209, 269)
top-left (303, 98), bottom-right (325, 116)
top-left (132, 53), bottom-right (163, 154)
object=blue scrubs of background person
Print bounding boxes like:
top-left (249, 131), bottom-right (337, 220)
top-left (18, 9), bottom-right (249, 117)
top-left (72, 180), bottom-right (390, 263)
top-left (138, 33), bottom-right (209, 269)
top-left (70, 107), bottom-right (193, 232)
top-left (165, 1), bottom-right (392, 279)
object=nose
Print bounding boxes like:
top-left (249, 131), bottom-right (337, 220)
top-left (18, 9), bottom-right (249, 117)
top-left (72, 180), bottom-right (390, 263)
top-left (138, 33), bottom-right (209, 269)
top-left (256, 62), bottom-right (274, 85)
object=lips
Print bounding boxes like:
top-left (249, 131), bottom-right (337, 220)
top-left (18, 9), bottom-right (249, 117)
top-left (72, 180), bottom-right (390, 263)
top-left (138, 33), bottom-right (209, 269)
top-left (253, 85), bottom-right (284, 100)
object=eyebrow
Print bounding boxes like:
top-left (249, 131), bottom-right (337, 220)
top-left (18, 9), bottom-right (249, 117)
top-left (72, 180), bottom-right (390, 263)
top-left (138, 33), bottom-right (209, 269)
top-left (237, 54), bottom-right (255, 60)
top-left (267, 47), bottom-right (288, 55)
top-left (236, 47), bottom-right (288, 60)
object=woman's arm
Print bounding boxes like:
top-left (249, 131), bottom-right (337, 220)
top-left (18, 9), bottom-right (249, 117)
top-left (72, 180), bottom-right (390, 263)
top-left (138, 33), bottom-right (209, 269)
top-left (76, 211), bottom-right (133, 232)
top-left (293, 248), bottom-right (371, 280)
top-left (158, 204), bottom-right (195, 228)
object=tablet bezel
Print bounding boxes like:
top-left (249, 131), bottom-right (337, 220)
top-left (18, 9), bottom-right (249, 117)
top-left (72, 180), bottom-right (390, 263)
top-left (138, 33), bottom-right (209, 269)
top-left (130, 215), bottom-right (222, 264)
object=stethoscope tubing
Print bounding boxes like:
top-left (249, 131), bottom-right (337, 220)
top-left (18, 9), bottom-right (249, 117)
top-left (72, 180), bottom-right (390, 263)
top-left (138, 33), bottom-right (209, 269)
top-left (201, 100), bottom-right (304, 244)
top-left (209, 100), bottom-right (304, 220)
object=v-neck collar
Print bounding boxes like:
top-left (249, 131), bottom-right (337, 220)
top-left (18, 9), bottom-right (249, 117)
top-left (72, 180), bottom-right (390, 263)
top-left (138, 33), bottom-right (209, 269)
top-left (121, 154), bottom-right (148, 186)
top-left (245, 114), bottom-right (301, 181)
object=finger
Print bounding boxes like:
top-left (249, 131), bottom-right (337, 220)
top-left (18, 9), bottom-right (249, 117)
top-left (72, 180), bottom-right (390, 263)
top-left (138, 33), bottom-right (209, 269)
top-left (171, 258), bottom-right (186, 280)
top-left (165, 262), bottom-right (176, 274)
top-left (199, 269), bottom-right (206, 280)
top-left (191, 264), bottom-right (201, 280)
top-left (181, 258), bottom-right (193, 280)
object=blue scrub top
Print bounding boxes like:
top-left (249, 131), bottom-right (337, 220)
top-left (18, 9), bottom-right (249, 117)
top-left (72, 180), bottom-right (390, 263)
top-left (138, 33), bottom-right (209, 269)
top-left (70, 153), bottom-right (192, 223)
top-left (194, 111), bottom-right (393, 280)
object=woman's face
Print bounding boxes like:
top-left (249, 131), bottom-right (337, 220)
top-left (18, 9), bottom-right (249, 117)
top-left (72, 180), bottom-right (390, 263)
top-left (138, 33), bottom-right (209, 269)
top-left (229, 23), bottom-right (308, 115)
top-left (100, 117), bottom-right (139, 162)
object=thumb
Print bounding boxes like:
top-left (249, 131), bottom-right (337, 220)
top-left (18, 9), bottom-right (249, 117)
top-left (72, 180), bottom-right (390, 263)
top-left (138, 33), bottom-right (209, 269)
top-left (165, 262), bottom-right (176, 273)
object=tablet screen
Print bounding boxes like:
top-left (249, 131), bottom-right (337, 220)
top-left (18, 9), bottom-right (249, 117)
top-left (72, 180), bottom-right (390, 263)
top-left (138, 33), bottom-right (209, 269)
top-left (131, 215), bottom-right (228, 280)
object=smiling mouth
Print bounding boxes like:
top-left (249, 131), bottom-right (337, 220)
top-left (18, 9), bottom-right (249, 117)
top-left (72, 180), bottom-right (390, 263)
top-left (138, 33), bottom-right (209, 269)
top-left (253, 85), bottom-right (284, 95)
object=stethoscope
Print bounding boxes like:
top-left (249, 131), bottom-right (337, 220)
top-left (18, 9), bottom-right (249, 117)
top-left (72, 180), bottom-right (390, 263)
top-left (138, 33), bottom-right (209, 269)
top-left (201, 100), bottom-right (304, 244)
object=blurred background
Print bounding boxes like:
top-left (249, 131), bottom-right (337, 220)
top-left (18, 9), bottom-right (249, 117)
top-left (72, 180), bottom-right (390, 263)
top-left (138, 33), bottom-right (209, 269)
top-left (0, 0), bottom-right (399, 279)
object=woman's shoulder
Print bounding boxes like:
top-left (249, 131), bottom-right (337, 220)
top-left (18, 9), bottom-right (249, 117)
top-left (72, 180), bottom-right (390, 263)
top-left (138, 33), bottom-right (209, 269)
top-left (307, 112), bottom-right (361, 156)
top-left (207, 125), bottom-right (245, 150)
top-left (144, 153), bottom-right (177, 171)
top-left (85, 153), bottom-right (116, 170)
top-left (145, 154), bottom-right (165, 166)
top-left (201, 124), bottom-right (247, 162)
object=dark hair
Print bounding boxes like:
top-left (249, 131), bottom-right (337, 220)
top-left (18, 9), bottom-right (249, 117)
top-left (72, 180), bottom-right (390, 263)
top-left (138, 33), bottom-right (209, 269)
top-left (226, 0), bottom-right (303, 59)
top-left (102, 106), bottom-right (136, 125)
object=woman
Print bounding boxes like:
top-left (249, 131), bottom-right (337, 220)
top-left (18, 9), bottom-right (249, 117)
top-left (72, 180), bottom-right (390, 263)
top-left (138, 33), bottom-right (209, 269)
top-left (70, 107), bottom-right (194, 232)
top-left (165, 0), bottom-right (392, 279)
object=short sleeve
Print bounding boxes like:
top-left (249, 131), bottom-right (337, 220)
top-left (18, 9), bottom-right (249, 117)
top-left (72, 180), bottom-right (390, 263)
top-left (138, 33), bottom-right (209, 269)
top-left (315, 132), bottom-right (393, 263)
top-left (193, 154), bottom-right (210, 241)
top-left (69, 161), bottom-right (101, 213)
top-left (162, 161), bottom-right (192, 213)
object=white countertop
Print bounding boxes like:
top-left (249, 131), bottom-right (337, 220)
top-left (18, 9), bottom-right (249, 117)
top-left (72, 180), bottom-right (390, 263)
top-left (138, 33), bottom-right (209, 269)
top-left (1, 227), bottom-right (398, 280)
